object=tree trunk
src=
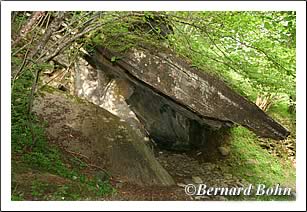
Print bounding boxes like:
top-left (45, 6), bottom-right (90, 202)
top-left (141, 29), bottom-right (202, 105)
top-left (12, 11), bottom-right (45, 47)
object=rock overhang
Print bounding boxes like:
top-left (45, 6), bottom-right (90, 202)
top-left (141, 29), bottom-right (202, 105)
top-left (85, 45), bottom-right (290, 145)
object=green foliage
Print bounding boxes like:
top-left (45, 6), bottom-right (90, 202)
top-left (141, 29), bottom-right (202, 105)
top-left (81, 11), bottom-right (172, 54)
top-left (12, 11), bottom-right (296, 105)
top-left (11, 194), bottom-right (25, 201)
top-left (79, 11), bottom-right (295, 107)
top-left (168, 11), bottom-right (295, 103)
top-left (11, 62), bottom-right (36, 152)
top-left (225, 127), bottom-right (295, 200)
top-left (31, 181), bottom-right (46, 198)
top-left (110, 56), bottom-right (122, 63)
top-left (11, 12), bottom-right (29, 36)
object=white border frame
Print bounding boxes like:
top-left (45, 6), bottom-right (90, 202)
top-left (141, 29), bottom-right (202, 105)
top-left (1, 1), bottom-right (306, 211)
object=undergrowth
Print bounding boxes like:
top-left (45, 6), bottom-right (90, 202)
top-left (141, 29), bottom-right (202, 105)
top-left (224, 126), bottom-right (296, 201)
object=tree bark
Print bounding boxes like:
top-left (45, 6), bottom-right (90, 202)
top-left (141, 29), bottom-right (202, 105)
top-left (12, 11), bottom-right (45, 47)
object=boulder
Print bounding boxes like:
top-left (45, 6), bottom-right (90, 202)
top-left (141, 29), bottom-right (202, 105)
top-left (33, 89), bottom-right (175, 186)
top-left (81, 44), bottom-right (289, 150)
top-left (192, 176), bottom-right (203, 184)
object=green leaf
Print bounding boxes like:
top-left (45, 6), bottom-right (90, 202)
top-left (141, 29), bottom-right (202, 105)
top-left (111, 56), bottom-right (117, 62)
top-left (264, 22), bottom-right (271, 29)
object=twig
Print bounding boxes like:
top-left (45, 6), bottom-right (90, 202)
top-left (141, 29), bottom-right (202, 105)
top-left (11, 11), bottom-right (18, 23)
top-left (27, 66), bottom-right (40, 115)
top-left (172, 18), bottom-right (238, 67)
top-left (53, 11), bottom-right (93, 34)
top-left (88, 163), bottom-right (109, 174)
top-left (13, 12), bottom-right (65, 84)
top-left (12, 12), bottom-right (48, 57)
top-left (12, 183), bottom-right (18, 195)
top-left (23, 12), bottom-right (66, 148)
top-left (39, 67), bottom-right (67, 89)
top-left (29, 12), bottom-right (65, 60)
top-left (64, 148), bottom-right (110, 177)
top-left (37, 12), bottom-right (98, 60)
top-left (12, 48), bottom-right (30, 82)
top-left (40, 22), bottom-right (106, 62)
top-left (226, 35), bottom-right (292, 75)
top-left (64, 149), bottom-right (90, 160)
top-left (40, 14), bottom-right (134, 63)
top-left (12, 42), bottom-right (31, 57)
top-left (172, 23), bottom-right (240, 75)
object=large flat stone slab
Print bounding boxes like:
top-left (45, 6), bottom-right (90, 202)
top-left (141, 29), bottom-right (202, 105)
top-left (91, 45), bottom-right (289, 140)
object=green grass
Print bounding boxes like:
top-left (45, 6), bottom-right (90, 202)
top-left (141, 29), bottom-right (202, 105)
top-left (12, 172), bottom-right (113, 201)
top-left (268, 101), bottom-right (295, 121)
top-left (224, 127), bottom-right (295, 200)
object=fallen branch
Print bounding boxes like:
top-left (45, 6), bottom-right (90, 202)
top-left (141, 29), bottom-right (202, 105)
top-left (64, 149), bottom-right (90, 161)
top-left (64, 148), bottom-right (111, 178)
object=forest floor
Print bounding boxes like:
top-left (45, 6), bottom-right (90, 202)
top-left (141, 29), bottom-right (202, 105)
top-left (113, 103), bottom-right (295, 201)
top-left (12, 120), bottom-right (296, 201)
top-left (103, 136), bottom-right (296, 201)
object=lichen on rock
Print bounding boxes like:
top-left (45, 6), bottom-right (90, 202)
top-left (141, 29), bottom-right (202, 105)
top-left (33, 89), bottom-right (175, 186)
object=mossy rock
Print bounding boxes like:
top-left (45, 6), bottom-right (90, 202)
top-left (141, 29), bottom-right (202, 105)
top-left (33, 89), bottom-right (175, 186)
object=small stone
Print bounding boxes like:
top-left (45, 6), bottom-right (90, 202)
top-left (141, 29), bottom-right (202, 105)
top-left (218, 146), bottom-right (230, 156)
top-left (245, 172), bottom-right (254, 177)
top-left (176, 173), bottom-right (184, 177)
top-left (192, 176), bottom-right (203, 184)
top-left (144, 137), bottom-right (150, 142)
top-left (236, 181), bottom-right (244, 187)
top-left (216, 196), bottom-right (228, 201)
top-left (194, 196), bottom-right (202, 200)
top-left (177, 183), bottom-right (186, 187)
top-left (200, 196), bottom-right (210, 200)
top-left (183, 170), bottom-right (190, 174)
top-left (199, 167), bottom-right (205, 173)
top-left (115, 182), bottom-right (124, 189)
top-left (224, 173), bottom-right (232, 180)
top-left (183, 179), bottom-right (194, 185)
